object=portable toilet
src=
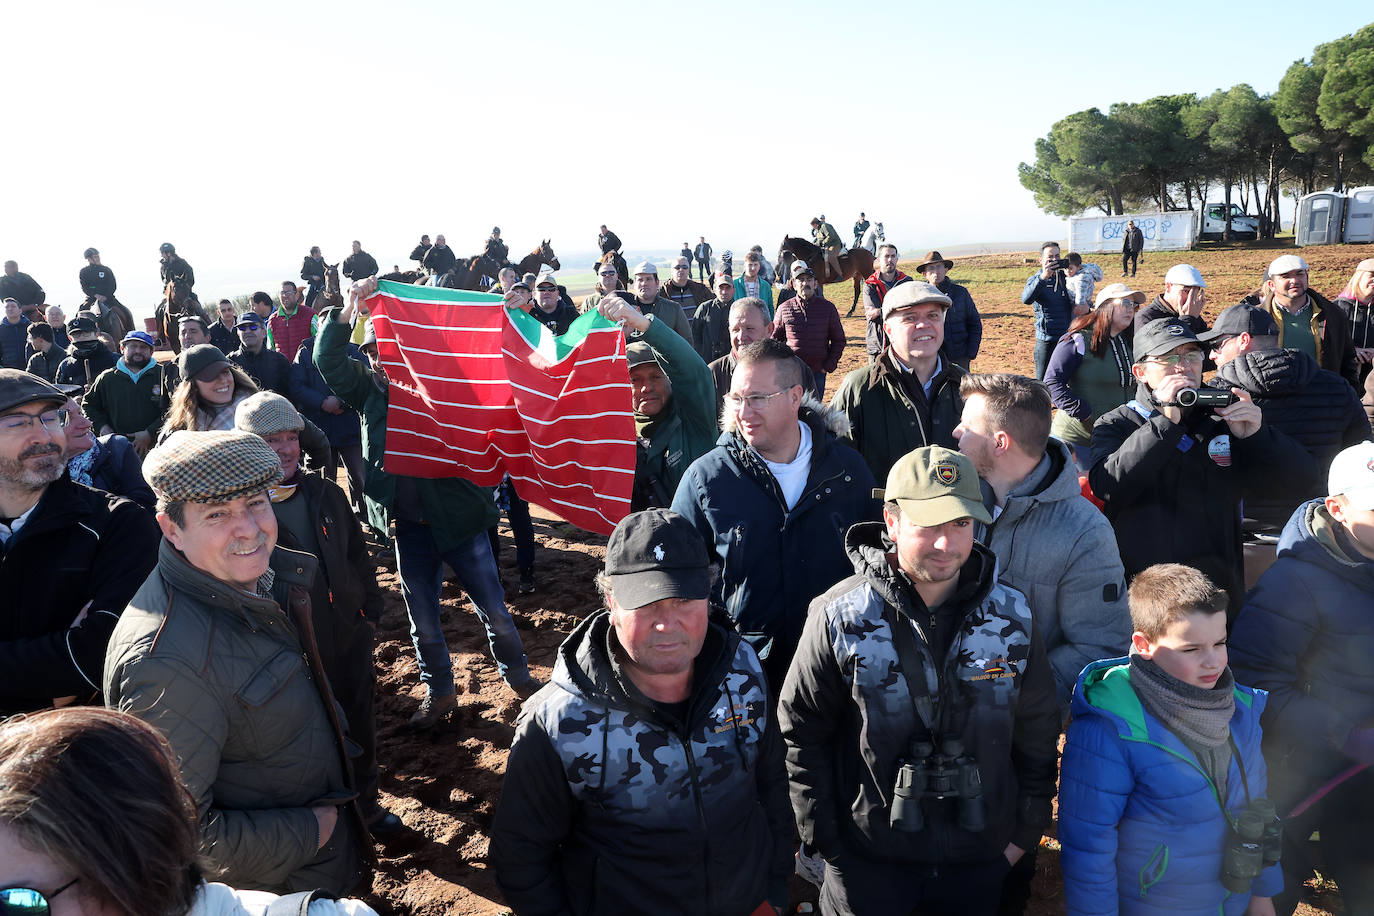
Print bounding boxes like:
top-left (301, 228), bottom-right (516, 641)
top-left (1344, 186), bottom-right (1374, 243)
top-left (1296, 192), bottom-right (1346, 246)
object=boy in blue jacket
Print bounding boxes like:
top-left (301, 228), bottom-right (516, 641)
top-left (1059, 564), bottom-right (1281, 915)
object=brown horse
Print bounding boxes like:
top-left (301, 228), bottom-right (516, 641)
top-left (154, 278), bottom-right (206, 355)
top-left (317, 263), bottom-right (343, 311)
top-left (80, 295), bottom-right (136, 341)
top-left (515, 239), bottom-right (560, 278)
top-left (777, 236), bottom-right (874, 312)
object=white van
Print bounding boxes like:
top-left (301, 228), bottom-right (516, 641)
top-left (1195, 202), bottom-right (1260, 241)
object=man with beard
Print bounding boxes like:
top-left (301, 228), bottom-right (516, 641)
top-left (596, 295), bottom-right (715, 510)
top-left (0, 370), bottom-right (159, 716)
top-left (55, 314), bottom-right (116, 393)
top-left (82, 331), bottom-right (170, 458)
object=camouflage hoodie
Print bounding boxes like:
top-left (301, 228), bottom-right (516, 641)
top-left (491, 610), bottom-right (792, 916)
top-left (778, 521), bottom-right (1060, 866)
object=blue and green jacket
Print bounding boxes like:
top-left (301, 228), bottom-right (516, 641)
top-left (1059, 658), bottom-right (1282, 915)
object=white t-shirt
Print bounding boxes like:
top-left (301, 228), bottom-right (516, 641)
top-left (188, 883), bottom-right (380, 916)
top-left (761, 421), bottom-right (813, 510)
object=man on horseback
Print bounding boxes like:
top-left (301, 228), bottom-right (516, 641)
top-left (342, 240), bottom-right (379, 282)
top-left (422, 234), bottom-right (458, 278)
top-left (77, 249), bottom-right (135, 340)
top-left (810, 217), bottom-right (843, 283)
top-left (159, 242), bottom-right (195, 292)
top-left (0, 261), bottom-right (45, 321)
top-left (484, 227), bottom-right (508, 266)
top-left (853, 212), bottom-right (870, 248)
top-left (409, 235), bottom-right (432, 267)
top-left (300, 246), bottom-right (327, 309)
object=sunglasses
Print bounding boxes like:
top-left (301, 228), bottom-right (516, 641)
top-left (2, 878), bottom-right (79, 914)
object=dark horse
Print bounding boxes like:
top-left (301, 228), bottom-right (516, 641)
top-left (318, 263), bottom-right (343, 311)
top-left (515, 240), bottom-right (560, 278)
top-left (80, 294), bottom-right (136, 342)
top-left (154, 278), bottom-right (207, 355)
top-left (777, 236), bottom-right (875, 313)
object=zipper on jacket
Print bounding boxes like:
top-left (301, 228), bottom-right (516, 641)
top-left (680, 736), bottom-right (713, 913)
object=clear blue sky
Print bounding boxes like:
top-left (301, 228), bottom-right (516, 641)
top-left (2, 1), bottom-right (1370, 318)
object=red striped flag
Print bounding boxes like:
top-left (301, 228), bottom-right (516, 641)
top-left (365, 280), bottom-right (635, 535)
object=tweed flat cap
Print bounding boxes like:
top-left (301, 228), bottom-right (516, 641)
top-left (234, 391), bottom-right (305, 436)
top-left (143, 430), bottom-right (283, 503)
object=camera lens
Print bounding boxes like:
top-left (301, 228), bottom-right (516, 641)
top-left (1176, 388), bottom-right (1198, 407)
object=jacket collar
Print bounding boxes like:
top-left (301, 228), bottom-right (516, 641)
top-left (157, 538), bottom-right (318, 628)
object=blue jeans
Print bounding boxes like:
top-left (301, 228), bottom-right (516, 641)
top-left (393, 520), bottom-right (531, 696)
top-left (812, 371), bottom-right (827, 400)
top-left (1033, 338), bottom-right (1053, 381)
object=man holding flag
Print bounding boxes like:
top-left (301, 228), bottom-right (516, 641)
top-left (314, 281), bottom-right (538, 730)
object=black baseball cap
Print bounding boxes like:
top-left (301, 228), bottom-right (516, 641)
top-left (1133, 317), bottom-right (1200, 361)
top-left (0, 369), bottom-right (67, 414)
top-left (604, 509), bottom-right (711, 610)
top-left (234, 312), bottom-right (265, 329)
top-left (68, 315), bottom-right (99, 333)
top-left (1197, 304), bottom-right (1279, 343)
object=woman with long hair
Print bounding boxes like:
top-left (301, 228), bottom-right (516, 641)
top-left (0, 707), bottom-right (376, 915)
top-left (163, 344), bottom-right (258, 436)
top-left (1044, 282), bottom-right (1143, 468)
top-left (1335, 256), bottom-right (1374, 386)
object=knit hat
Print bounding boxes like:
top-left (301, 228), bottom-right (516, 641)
top-left (143, 430), bottom-right (283, 503)
top-left (234, 391), bottom-right (305, 436)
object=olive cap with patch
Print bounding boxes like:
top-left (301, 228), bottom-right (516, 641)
top-left (874, 446), bottom-right (991, 527)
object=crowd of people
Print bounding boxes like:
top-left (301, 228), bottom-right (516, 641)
top-left (1, 234), bottom-right (1373, 916)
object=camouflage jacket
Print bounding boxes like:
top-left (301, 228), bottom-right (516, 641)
top-left (778, 522), bottom-right (1060, 866)
top-left (491, 612), bottom-right (792, 916)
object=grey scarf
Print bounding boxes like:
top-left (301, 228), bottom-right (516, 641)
top-left (1131, 652), bottom-right (1235, 795)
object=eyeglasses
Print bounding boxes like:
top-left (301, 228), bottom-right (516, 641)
top-left (2, 878), bottom-right (79, 914)
top-left (1144, 352), bottom-right (1204, 368)
top-left (724, 390), bottom-right (788, 411)
top-left (0, 408), bottom-right (70, 434)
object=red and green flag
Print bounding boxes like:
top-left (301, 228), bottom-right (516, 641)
top-left (365, 280), bottom-right (634, 535)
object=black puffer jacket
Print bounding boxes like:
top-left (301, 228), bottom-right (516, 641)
top-left (1214, 348), bottom-right (1371, 533)
top-left (0, 475), bottom-right (160, 716)
top-left (1090, 381), bottom-right (1317, 615)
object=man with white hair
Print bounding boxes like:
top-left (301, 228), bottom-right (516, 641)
top-left (1135, 263), bottom-right (1210, 335)
top-left (1260, 253), bottom-right (1359, 390)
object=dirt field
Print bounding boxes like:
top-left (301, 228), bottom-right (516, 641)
top-left (357, 241), bottom-right (1367, 915)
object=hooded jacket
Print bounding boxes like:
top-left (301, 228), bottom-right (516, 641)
top-left (670, 398), bottom-right (879, 691)
top-left (490, 611), bottom-right (792, 916)
top-left (1213, 348), bottom-right (1371, 533)
top-left (977, 440), bottom-right (1130, 708)
top-left (1229, 498), bottom-right (1374, 808)
top-left (1059, 659), bottom-right (1281, 914)
top-left (314, 309), bottom-right (498, 551)
top-left (1089, 381), bottom-right (1317, 616)
top-left (830, 351), bottom-right (966, 483)
top-left (104, 542), bottom-right (370, 896)
top-left (778, 524), bottom-right (1059, 867)
top-left (633, 316), bottom-right (718, 506)
top-left (0, 475), bottom-right (159, 716)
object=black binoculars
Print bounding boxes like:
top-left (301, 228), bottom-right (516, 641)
top-left (890, 738), bottom-right (985, 834)
top-left (1220, 798), bottom-right (1283, 893)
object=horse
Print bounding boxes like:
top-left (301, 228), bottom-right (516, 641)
top-left (515, 239), bottom-right (560, 278)
top-left (378, 270), bottom-right (423, 284)
top-left (466, 254), bottom-right (503, 290)
top-left (80, 295), bottom-right (136, 342)
top-left (776, 236), bottom-right (874, 313)
top-left (598, 250), bottom-right (629, 290)
top-left (153, 278), bottom-right (206, 355)
top-left (317, 263), bottom-right (344, 311)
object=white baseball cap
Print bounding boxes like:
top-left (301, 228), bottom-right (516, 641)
top-left (1329, 441), bottom-right (1374, 510)
top-left (1164, 264), bottom-right (1206, 288)
top-left (1268, 254), bottom-right (1309, 277)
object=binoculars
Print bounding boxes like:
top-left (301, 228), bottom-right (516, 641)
top-left (1220, 798), bottom-right (1283, 893)
top-left (890, 738), bottom-right (985, 834)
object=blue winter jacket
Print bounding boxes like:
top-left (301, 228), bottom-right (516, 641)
top-left (1229, 498), bottom-right (1374, 807)
top-left (1059, 658), bottom-right (1282, 915)
top-left (670, 399), bottom-right (879, 692)
top-left (290, 336), bottom-right (363, 450)
top-left (936, 278), bottom-right (983, 365)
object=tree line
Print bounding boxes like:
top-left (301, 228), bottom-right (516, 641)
top-left (1019, 23), bottom-right (1374, 238)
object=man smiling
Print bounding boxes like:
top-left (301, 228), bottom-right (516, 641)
top-left (82, 330), bottom-right (169, 457)
top-left (105, 429), bottom-right (370, 894)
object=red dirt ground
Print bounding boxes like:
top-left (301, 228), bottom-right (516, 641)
top-left (358, 242), bottom-right (1364, 915)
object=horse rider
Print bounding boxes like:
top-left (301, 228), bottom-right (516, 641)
top-left (159, 242), bottom-right (198, 302)
top-left (79, 248), bottom-right (127, 322)
top-left (853, 212), bottom-right (870, 248)
top-left (484, 227), bottom-right (509, 266)
top-left (811, 217), bottom-right (844, 283)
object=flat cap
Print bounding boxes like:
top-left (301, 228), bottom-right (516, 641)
top-left (1267, 254), bottom-right (1308, 276)
top-left (0, 368), bottom-right (67, 415)
top-left (143, 430), bottom-right (284, 503)
top-left (881, 281), bottom-right (952, 320)
top-left (632, 260), bottom-right (658, 276)
top-left (234, 391), bottom-right (305, 436)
